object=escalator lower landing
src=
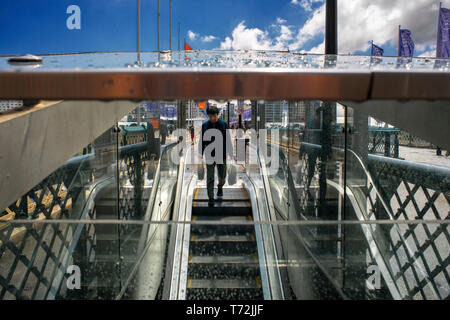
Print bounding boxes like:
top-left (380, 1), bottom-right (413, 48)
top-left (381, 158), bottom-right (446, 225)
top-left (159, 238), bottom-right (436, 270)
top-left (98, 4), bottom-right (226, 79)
top-left (186, 187), bottom-right (264, 300)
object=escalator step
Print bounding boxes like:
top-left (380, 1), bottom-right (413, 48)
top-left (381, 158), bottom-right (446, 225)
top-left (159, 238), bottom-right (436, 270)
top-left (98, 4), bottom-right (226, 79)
top-left (188, 263), bottom-right (260, 280)
top-left (193, 188), bottom-right (249, 202)
top-left (189, 254), bottom-right (258, 265)
top-left (190, 234), bottom-right (254, 242)
top-left (190, 224), bottom-right (254, 236)
top-left (190, 240), bottom-right (257, 256)
top-left (187, 277), bottom-right (261, 289)
top-left (185, 187), bottom-right (263, 300)
top-left (186, 288), bottom-right (264, 300)
top-left (192, 202), bottom-right (252, 216)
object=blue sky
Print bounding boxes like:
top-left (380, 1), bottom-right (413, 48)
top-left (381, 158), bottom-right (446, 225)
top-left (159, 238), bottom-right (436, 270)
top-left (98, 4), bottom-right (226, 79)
top-left (0, 0), bottom-right (446, 57)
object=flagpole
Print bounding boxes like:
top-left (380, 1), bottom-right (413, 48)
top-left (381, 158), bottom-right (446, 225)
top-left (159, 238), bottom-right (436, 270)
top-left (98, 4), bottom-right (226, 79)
top-left (370, 40), bottom-right (373, 56)
top-left (398, 25), bottom-right (401, 56)
top-left (178, 23), bottom-right (181, 51)
top-left (170, 0), bottom-right (173, 51)
top-left (137, 0), bottom-right (141, 63)
top-left (158, 0), bottom-right (161, 52)
top-left (436, 2), bottom-right (442, 58)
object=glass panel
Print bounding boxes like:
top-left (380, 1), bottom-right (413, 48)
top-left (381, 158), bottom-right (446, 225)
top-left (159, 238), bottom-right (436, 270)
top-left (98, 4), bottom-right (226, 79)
top-left (2, 52), bottom-right (449, 71)
top-left (1, 219), bottom-right (447, 300)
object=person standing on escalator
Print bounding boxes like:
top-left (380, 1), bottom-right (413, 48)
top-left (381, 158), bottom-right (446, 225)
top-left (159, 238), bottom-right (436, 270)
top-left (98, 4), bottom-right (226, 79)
top-left (199, 106), bottom-right (234, 207)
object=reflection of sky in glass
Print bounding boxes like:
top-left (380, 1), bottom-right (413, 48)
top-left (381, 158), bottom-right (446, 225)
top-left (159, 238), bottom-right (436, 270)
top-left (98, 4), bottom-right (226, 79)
top-left (1, 51), bottom-right (449, 71)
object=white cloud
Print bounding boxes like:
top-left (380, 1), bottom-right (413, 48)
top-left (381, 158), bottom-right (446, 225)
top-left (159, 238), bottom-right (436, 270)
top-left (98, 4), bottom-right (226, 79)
top-left (337, 0), bottom-right (443, 54)
top-left (220, 37), bottom-right (233, 50)
top-left (219, 21), bottom-right (273, 50)
top-left (220, 0), bottom-right (447, 55)
top-left (218, 17), bottom-right (299, 51)
top-left (418, 45), bottom-right (437, 57)
top-left (201, 35), bottom-right (217, 43)
top-left (291, 0), bottom-right (323, 12)
top-left (302, 41), bottom-right (324, 54)
top-left (187, 30), bottom-right (198, 41)
top-left (188, 31), bottom-right (218, 43)
top-left (289, 4), bottom-right (325, 51)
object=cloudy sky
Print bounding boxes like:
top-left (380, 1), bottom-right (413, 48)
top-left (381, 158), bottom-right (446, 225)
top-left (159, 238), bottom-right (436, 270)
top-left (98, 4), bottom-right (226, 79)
top-left (0, 0), bottom-right (447, 57)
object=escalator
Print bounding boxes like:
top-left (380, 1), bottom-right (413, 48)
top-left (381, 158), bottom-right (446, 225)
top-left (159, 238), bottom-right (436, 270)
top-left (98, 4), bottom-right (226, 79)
top-left (186, 187), bottom-right (263, 300)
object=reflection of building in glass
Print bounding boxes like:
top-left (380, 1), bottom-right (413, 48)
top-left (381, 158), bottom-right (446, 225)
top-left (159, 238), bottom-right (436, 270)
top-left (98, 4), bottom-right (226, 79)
top-left (186, 100), bottom-right (207, 121)
top-left (290, 101), bottom-right (307, 123)
top-left (265, 101), bottom-right (287, 123)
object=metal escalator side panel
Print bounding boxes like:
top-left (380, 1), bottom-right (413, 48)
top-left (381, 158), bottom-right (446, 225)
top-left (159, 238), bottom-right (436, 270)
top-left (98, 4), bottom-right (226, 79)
top-left (242, 174), bottom-right (284, 300)
top-left (115, 142), bottom-right (180, 300)
top-left (175, 176), bottom-right (197, 300)
top-left (257, 142), bottom-right (348, 299)
top-left (162, 144), bottom-right (198, 299)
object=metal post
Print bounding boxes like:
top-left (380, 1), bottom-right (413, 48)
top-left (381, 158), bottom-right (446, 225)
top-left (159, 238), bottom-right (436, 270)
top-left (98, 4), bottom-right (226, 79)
top-left (178, 23), bottom-right (181, 51)
top-left (170, 0), bottom-right (173, 51)
top-left (158, 0), bottom-right (161, 52)
top-left (137, 104), bottom-right (141, 125)
top-left (325, 0), bottom-right (337, 54)
top-left (394, 132), bottom-right (399, 158)
top-left (398, 25), bottom-right (401, 56)
top-left (384, 131), bottom-right (390, 157)
top-left (137, 0), bottom-right (141, 63)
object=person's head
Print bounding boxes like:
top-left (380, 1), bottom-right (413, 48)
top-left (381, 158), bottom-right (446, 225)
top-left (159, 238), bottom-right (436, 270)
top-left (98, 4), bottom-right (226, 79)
top-left (207, 106), bottom-right (220, 123)
top-left (314, 107), bottom-right (322, 120)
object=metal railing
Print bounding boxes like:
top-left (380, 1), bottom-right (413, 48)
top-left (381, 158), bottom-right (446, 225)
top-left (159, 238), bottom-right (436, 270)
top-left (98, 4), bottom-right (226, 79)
top-left (296, 142), bottom-right (449, 299)
top-left (0, 137), bottom-right (159, 299)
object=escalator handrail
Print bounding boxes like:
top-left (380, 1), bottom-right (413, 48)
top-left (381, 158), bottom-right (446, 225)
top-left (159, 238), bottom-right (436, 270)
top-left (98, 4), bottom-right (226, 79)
top-left (115, 141), bottom-right (180, 299)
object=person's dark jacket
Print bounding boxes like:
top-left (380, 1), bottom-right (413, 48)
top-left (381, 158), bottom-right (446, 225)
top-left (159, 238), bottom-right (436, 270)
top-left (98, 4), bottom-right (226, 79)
top-left (199, 119), bottom-right (233, 161)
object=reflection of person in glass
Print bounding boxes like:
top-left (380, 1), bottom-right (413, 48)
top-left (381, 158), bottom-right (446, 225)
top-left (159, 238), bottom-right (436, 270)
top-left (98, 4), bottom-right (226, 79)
top-left (302, 107), bottom-right (331, 214)
top-left (160, 120), bottom-right (168, 145)
top-left (304, 108), bottom-right (322, 187)
top-left (189, 123), bottom-right (195, 145)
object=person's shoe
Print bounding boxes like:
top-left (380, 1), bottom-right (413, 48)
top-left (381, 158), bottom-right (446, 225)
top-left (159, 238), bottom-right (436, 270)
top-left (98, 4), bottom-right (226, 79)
top-left (208, 198), bottom-right (215, 207)
top-left (217, 187), bottom-right (223, 197)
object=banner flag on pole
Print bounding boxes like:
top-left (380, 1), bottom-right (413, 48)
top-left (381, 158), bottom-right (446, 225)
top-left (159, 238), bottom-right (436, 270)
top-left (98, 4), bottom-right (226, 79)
top-left (371, 43), bottom-right (384, 56)
top-left (399, 29), bottom-right (415, 57)
top-left (437, 7), bottom-right (450, 58)
top-left (184, 41), bottom-right (193, 51)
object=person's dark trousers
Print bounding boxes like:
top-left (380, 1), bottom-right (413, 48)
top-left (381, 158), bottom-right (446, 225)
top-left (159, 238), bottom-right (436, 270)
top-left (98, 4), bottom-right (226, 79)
top-left (206, 162), bottom-right (227, 200)
top-left (161, 134), bottom-right (166, 145)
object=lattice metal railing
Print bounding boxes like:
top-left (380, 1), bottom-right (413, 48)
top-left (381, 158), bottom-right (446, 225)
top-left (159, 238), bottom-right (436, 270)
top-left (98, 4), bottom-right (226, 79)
top-left (0, 137), bottom-right (155, 299)
top-left (368, 128), bottom-right (400, 158)
top-left (294, 142), bottom-right (449, 299)
top-left (398, 131), bottom-right (435, 149)
top-left (0, 155), bottom-right (87, 299)
top-left (367, 155), bottom-right (450, 299)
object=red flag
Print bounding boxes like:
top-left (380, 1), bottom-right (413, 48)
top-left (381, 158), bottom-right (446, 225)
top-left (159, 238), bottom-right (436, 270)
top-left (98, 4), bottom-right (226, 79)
top-left (184, 41), bottom-right (193, 51)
